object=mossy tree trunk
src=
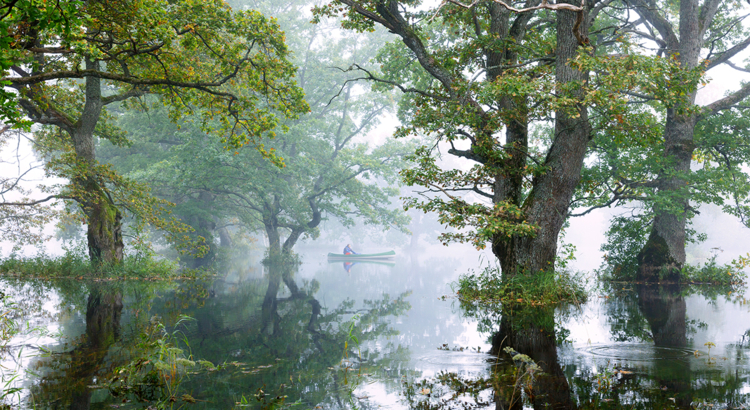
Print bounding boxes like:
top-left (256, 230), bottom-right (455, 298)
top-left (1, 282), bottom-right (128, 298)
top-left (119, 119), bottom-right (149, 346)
top-left (632, 0), bottom-right (700, 281)
top-left (83, 182), bottom-right (124, 264)
top-left (75, 59), bottom-right (124, 264)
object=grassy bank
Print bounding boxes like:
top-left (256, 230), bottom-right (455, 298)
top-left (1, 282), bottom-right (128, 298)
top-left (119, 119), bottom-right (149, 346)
top-left (0, 253), bottom-right (207, 280)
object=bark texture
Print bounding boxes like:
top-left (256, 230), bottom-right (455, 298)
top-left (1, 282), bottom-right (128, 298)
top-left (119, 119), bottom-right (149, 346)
top-left (77, 59), bottom-right (125, 264)
top-left (630, 0), bottom-right (702, 280)
top-left (494, 3), bottom-right (590, 276)
top-left (335, 0), bottom-right (591, 276)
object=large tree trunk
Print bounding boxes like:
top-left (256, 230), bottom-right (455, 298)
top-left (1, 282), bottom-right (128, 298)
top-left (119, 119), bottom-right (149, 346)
top-left (83, 183), bottom-right (124, 264)
top-left (76, 59), bottom-right (124, 264)
top-left (636, 0), bottom-right (701, 281)
top-left (493, 5), bottom-right (590, 277)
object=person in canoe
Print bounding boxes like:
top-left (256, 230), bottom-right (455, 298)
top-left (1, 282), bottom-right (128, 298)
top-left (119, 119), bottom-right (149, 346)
top-left (343, 244), bottom-right (358, 255)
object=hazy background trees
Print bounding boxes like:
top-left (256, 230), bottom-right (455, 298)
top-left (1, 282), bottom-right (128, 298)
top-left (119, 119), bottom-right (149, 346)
top-left (3, 0), bottom-right (750, 279)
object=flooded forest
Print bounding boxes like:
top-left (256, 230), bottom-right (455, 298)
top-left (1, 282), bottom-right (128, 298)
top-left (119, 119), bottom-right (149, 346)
top-left (2, 0), bottom-right (750, 408)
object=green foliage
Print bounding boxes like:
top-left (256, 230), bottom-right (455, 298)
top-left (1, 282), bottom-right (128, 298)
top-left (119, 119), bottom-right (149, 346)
top-left (98, 1), bottom-right (412, 259)
top-left (1, 0), bottom-right (308, 260)
top-left (598, 216), bottom-right (651, 281)
top-left (2, 0), bottom-right (308, 148)
top-left (691, 107), bottom-right (750, 224)
top-left (107, 315), bottom-right (203, 408)
top-left (455, 265), bottom-right (588, 308)
top-left (0, 251), bottom-right (184, 279)
top-left (679, 255), bottom-right (748, 286)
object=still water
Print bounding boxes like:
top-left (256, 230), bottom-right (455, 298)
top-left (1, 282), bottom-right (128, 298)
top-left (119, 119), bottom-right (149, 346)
top-left (1, 247), bottom-right (749, 409)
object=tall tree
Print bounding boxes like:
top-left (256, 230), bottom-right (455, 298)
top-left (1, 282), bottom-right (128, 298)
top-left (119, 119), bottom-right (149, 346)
top-left (100, 0), bottom-right (410, 263)
top-left (1, 0), bottom-right (307, 263)
top-left (313, 0), bottom-right (625, 276)
top-left (571, 0), bottom-right (750, 280)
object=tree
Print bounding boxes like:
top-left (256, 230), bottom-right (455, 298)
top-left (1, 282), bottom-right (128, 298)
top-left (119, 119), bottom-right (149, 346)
top-left (313, 0), bottom-right (632, 277)
top-left (99, 0), bottom-right (411, 264)
top-left (1, 0), bottom-right (307, 263)
top-left (571, 0), bottom-right (750, 280)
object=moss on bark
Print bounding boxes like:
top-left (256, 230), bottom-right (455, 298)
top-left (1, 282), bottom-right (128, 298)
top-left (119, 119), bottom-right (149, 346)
top-left (637, 231), bottom-right (680, 282)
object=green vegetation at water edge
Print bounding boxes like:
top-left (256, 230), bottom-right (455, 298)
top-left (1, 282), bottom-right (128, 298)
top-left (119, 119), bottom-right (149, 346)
top-left (599, 253), bottom-right (748, 286)
top-left (0, 253), bottom-right (207, 280)
top-left (455, 267), bottom-right (588, 307)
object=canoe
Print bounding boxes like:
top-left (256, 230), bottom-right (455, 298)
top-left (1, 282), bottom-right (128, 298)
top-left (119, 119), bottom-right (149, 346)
top-left (327, 250), bottom-right (396, 260)
top-left (328, 260), bottom-right (396, 268)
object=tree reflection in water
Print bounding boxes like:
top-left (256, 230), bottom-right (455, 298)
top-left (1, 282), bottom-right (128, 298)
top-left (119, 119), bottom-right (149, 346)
top-left (411, 283), bottom-right (750, 410)
top-left (491, 306), bottom-right (575, 410)
top-left (25, 283), bottom-right (124, 410)
top-left (15, 261), bottom-right (411, 409)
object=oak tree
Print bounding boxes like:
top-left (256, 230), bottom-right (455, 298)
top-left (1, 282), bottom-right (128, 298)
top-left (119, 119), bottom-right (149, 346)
top-left (1, 0), bottom-right (307, 263)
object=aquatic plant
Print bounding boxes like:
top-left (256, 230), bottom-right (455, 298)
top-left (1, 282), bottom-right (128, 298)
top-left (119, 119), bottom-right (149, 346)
top-left (0, 291), bottom-right (22, 407)
top-left (502, 346), bottom-right (542, 407)
top-left (107, 315), bottom-right (205, 408)
top-left (401, 371), bottom-right (495, 410)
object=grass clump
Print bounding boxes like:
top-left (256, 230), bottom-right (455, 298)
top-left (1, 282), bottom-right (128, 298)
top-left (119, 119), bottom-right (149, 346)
top-left (0, 252), bottom-right (185, 279)
top-left (455, 266), bottom-right (588, 307)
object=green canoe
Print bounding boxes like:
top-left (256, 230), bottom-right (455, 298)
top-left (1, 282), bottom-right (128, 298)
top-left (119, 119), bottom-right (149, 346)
top-left (327, 250), bottom-right (396, 260)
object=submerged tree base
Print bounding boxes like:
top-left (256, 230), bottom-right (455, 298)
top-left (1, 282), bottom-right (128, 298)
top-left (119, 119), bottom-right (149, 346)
top-left (455, 267), bottom-right (588, 307)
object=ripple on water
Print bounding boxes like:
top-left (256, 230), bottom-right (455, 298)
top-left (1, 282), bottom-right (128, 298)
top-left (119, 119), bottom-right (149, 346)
top-left (413, 350), bottom-right (493, 369)
top-left (579, 344), bottom-right (695, 361)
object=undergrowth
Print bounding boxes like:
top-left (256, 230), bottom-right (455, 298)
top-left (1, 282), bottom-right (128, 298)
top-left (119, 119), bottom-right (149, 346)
top-left (679, 255), bottom-right (748, 285)
top-left (0, 252), bottom-right (207, 279)
top-left (455, 266), bottom-right (588, 307)
top-left (600, 254), bottom-right (748, 286)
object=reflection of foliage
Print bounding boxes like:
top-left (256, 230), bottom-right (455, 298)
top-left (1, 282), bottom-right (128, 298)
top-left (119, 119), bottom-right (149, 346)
top-left (0, 290), bottom-right (23, 406)
top-left (401, 371), bottom-right (495, 410)
top-left (399, 348), bottom-right (545, 410)
top-left (601, 287), bottom-right (653, 343)
top-left (5, 262), bottom-right (413, 409)
top-left (144, 263), bottom-right (413, 409)
top-left (568, 362), bottom-right (750, 409)
top-left (600, 282), bottom-right (747, 344)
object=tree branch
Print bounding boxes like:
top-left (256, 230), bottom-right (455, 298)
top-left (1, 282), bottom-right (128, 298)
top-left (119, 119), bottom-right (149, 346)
top-left (705, 34), bottom-right (750, 71)
top-left (699, 81), bottom-right (750, 120)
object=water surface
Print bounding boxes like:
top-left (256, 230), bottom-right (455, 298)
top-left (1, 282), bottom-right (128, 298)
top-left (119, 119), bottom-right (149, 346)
top-left (1, 248), bottom-right (748, 409)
